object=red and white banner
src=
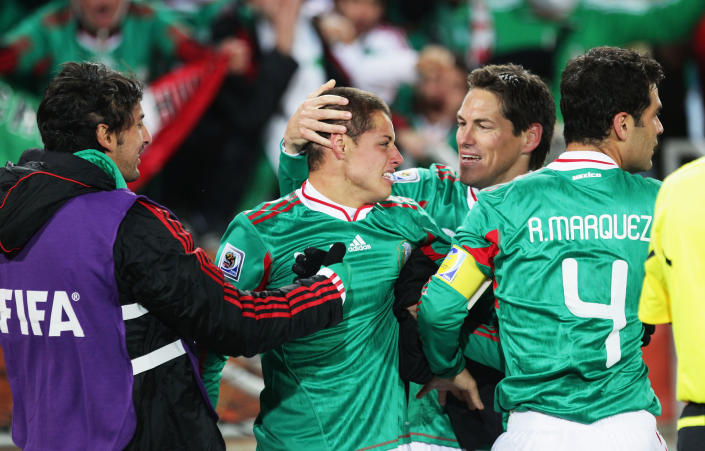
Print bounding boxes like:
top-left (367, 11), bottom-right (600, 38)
top-left (129, 54), bottom-right (229, 191)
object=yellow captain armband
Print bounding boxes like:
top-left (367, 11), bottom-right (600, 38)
top-left (436, 245), bottom-right (490, 308)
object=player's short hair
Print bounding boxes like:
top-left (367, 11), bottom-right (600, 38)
top-left (467, 64), bottom-right (556, 170)
top-left (304, 87), bottom-right (391, 171)
top-left (561, 46), bottom-right (664, 146)
top-left (37, 61), bottom-right (143, 154)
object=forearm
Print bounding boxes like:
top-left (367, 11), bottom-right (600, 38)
top-left (417, 245), bottom-right (490, 377)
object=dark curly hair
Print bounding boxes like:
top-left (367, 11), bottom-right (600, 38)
top-left (467, 64), bottom-right (556, 170)
top-left (37, 62), bottom-right (143, 154)
top-left (304, 87), bottom-right (391, 171)
top-left (561, 46), bottom-right (664, 146)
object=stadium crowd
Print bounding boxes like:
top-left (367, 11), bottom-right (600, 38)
top-left (1, 1), bottom-right (705, 450)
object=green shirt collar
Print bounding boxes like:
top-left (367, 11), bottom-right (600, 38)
top-left (74, 149), bottom-right (128, 189)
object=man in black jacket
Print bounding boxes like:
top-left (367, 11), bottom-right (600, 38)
top-left (0, 61), bottom-right (348, 451)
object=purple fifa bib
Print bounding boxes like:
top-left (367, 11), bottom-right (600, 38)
top-left (0, 189), bottom-right (138, 450)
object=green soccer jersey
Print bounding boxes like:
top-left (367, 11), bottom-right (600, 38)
top-left (217, 181), bottom-right (453, 450)
top-left (419, 151), bottom-right (662, 424)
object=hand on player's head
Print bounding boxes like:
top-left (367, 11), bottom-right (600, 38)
top-left (284, 80), bottom-right (350, 154)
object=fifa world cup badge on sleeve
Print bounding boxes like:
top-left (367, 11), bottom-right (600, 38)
top-left (218, 243), bottom-right (246, 281)
top-left (391, 168), bottom-right (420, 183)
top-left (438, 245), bottom-right (466, 285)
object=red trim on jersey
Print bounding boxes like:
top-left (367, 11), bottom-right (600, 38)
top-left (290, 290), bottom-right (341, 315)
top-left (461, 229), bottom-right (499, 269)
top-left (473, 330), bottom-right (500, 342)
top-left (473, 324), bottom-right (499, 342)
top-left (232, 277), bottom-right (341, 319)
top-left (434, 165), bottom-right (457, 182)
top-left (255, 252), bottom-right (272, 291)
top-left (251, 200), bottom-right (301, 226)
top-left (356, 432), bottom-right (457, 450)
top-left (409, 432), bottom-right (459, 443)
top-left (419, 232), bottom-right (445, 262)
top-left (0, 171), bottom-right (91, 210)
top-left (300, 181), bottom-right (372, 221)
top-left (493, 280), bottom-right (499, 310)
top-left (248, 195), bottom-right (293, 220)
top-left (356, 436), bottom-right (404, 450)
top-left (247, 199), bottom-right (278, 221)
top-left (0, 171), bottom-right (93, 253)
top-left (377, 201), bottom-right (418, 210)
top-left (552, 158), bottom-right (616, 165)
top-left (248, 195), bottom-right (301, 226)
top-left (139, 200), bottom-right (225, 287)
top-left (476, 324), bottom-right (498, 335)
top-left (418, 200), bottom-right (428, 209)
top-left (470, 189), bottom-right (478, 202)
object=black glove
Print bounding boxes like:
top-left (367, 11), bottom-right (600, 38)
top-left (393, 248), bottom-right (438, 317)
top-left (641, 322), bottom-right (656, 347)
top-left (292, 242), bottom-right (346, 280)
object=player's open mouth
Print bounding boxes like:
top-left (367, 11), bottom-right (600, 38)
top-left (461, 154), bottom-right (481, 161)
top-left (382, 172), bottom-right (394, 182)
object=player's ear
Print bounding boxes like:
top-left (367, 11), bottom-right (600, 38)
top-left (522, 123), bottom-right (543, 154)
top-left (329, 133), bottom-right (347, 160)
top-left (612, 112), bottom-right (630, 141)
top-left (96, 123), bottom-right (118, 153)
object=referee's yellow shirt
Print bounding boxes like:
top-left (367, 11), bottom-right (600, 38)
top-left (639, 156), bottom-right (705, 403)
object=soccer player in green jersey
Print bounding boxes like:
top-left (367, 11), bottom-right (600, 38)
top-left (417, 46), bottom-right (667, 450)
top-left (279, 64), bottom-right (556, 449)
top-left (216, 87), bottom-right (481, 450)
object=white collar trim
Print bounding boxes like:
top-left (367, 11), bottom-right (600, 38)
top-left (546, 151), bottom-right (619, 171)
top-left (296, 180), bottom-right (373, 221)
top-left (467, 186), bottom-right (479, 209)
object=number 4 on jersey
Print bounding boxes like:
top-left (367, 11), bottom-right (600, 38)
top-left (562, 258), bottom-right (628, 368)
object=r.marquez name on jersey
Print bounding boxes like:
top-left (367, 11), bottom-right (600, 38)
top-left (527, 213), bottom-right (652, 243)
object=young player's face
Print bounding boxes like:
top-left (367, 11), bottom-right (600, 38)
top-left (624, 86), bottom-right (663, 173)
top-left (456, 88), bottom-right (530, 189)
top-left (107, 104), bottom-right (152, 183)
top-left (343, 111), bottom-right (402, 205)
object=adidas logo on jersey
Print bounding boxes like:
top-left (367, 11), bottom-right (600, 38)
top-left (348, 235), bottom-right (371, 252)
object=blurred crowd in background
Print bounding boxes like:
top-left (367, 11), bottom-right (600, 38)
top-left (2, 0), bottom-right (705, 247)
top-left (2, 0), bottom-right (705, 437)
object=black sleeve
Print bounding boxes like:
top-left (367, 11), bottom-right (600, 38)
top-left (397, 311), bottom-right (433, 384)
top-left (114, 198), bottom-right (344, 357)
top-left (394, 248), bottom-right (439, 384)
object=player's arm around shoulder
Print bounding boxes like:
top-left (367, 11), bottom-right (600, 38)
top-left (416, 194), bottom-right (496, 375)
top-left (390, 164), bottom-right (455, 203)
top-left (417, 241), bottom-right (489, 378)
top-left (277, 139), bottom-right (309, 196)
